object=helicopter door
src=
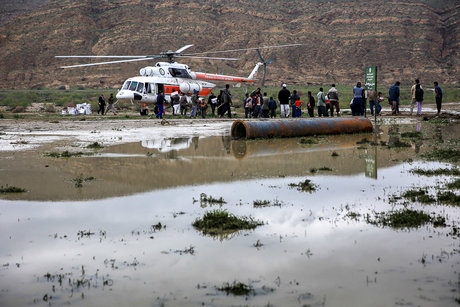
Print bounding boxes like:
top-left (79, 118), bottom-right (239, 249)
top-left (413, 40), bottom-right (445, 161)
top-left (157, 84), bottom-right (164, 94)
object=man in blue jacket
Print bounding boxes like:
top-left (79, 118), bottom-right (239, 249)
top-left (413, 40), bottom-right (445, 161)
top-left (389, 81), bottom-right (400, 115)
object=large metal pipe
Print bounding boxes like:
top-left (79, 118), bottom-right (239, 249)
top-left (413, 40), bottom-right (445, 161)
top-left (231, 118), bottom-right (373, 139)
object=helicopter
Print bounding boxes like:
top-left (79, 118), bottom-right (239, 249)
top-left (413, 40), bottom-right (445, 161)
top-left (56, 44), bottom-right (301, 115)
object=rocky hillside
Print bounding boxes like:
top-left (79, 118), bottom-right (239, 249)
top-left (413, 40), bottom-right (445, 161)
top-left (0, 0), bottom-right (458, 89)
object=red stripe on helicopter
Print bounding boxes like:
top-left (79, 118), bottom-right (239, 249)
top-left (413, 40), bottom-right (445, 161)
top-left (164, 85), bottom-right (212, 96)
top-left (195, 73), bottom-right (254, 83)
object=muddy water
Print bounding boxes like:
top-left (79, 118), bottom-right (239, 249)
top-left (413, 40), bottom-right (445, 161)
top-left (0, 121), bottom-right (459, 306)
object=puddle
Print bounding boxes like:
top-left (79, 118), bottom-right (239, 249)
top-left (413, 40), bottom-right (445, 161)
top-left (0, 121), bottom-right (459, 306)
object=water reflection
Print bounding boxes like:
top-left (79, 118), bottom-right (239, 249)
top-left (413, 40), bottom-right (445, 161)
top-left (0, 122), bottom-right (458, 201)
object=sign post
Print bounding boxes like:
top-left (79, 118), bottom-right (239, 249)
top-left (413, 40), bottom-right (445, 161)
top-left (364, 66), bottom-right (377, 121)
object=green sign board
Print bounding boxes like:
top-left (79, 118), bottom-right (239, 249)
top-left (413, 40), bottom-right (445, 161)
top-left (364, 66), bottom-right (377, 91)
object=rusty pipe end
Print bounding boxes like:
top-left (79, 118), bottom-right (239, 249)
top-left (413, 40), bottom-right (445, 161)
top-left (231, 120), bottom-right (249, 139)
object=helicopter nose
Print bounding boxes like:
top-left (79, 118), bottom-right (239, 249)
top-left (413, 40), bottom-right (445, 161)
top-left (116, 90), bottom-right (134, 100)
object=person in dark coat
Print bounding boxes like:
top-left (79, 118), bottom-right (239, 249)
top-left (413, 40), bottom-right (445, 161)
top-left (98, 94), bottom-right (106, 115)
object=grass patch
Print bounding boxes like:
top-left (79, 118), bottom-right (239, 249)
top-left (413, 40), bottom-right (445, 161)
top-left (288, 179), bottom-right (317, 193)
top-left (193, 193), bottom-right (226, 207)
top-left (86, 142), bottom-right (104, 149)
top-left (217, 281), bottom-right (254, 296)
top-left (446, 179), bottom-right (460, 189)
top-left (368, 209), bottom-right (433, 228)
top-left (401, 131), bottom-right (422, 138)
top-left (0, 185), bottom-right (27, 193)
top-left (253, 200), bottom-right (271, 207)
top-left (422, 148), bottom-right (460, 162)
top-left (437, 191), bottom-right (460, 206)
top-left (410, 168), bottom-right (460, 176)
top-left (356, 138), bottom-right (370, 144)
top-left (298, 137), bottom-right (318, 145)
top-left (45, 151), bottom-right (87, 158)
top-left (192, 209), bottom-right (263, 235)
top-left (73, 174), bottom-right (95, 188)
top-left (402, 189), bottom-right (436, 204)
top-left (387, 140), bottom-right (411, 148)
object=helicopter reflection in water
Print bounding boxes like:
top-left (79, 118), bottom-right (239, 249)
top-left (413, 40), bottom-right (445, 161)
top-left (141, 137), bottom-right (193, 153)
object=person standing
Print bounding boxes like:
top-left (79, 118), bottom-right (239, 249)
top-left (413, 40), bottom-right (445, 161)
top-left (317, 88), bottom-right (327, 117)
top-left (368, 89), bottom-right (377, 116)
top-left (307, 91), bottom-right (315, 117)
top-left (190, 90), bottom-right (198, 118)
top-left (388, 81), bottom-right (401, 116)
top-left (415, 83), bottom-right (424, 116)
top-left (434, 81), bottom-right (442, 115)
top-left (278, 84), bottom-right (291, 117)
top-left (243, 93), bottom-right (251, 118)
top-left (171, 89), bottom-right (180, 115)
top-left (410, 79), bottom-right (421, 116)
top-left (200, 97), bottom-right (207, 118)
top-left (98, 93), bottom-right (106, 115)
top-left (252, 92), bottom-right (262, 118)
top-left (290, 90), bottom-right (300, 118)
top-left (105, 93), bottom-right (117, 115)
top-left (179, 93), bottom-right (188, 116)
top-left (156, 91), bottom-right (165, 119)
top-left (268, 96), bottom-right (277, 118)
top-left (327, 84), bottom-right (340, 117)
top-left (262, 92), bottom-right (270, 118)
top-left (208, 92), bottom-right (217, 116)
top-left (220, 84), bottom-right (232, 118)
top-left (352, 82), bottom-right (364, 116)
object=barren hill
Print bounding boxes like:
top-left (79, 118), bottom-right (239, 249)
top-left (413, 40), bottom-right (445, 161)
top-left (0, 0), bottom-right (458, 89)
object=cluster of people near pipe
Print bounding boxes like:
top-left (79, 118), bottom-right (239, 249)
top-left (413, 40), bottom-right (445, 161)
top-left (102, 79), bottom-right (443, 119)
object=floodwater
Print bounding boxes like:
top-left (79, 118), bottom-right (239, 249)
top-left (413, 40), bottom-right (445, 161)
top-left (0, 120), bottom-right (459, 306)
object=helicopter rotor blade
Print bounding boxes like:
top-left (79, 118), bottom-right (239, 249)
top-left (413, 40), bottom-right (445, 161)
top-left (186, 43), bottom-right (302, 56)
top-left (175, 44), bottom-right (194, 53)
top-left (59, 57), bottom-right (158, 68)
top-left (262, 64), bottom-right (267, 87)
top-left (56, 55), bottom-right (151, 59)
top-left (256, 49), bottom-right (265, 63)
top-left (178, 55), bottom-right (239, 61)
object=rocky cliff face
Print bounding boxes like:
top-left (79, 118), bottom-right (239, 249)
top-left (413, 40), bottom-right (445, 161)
top-left (0, 0), bottom-right (458, 89)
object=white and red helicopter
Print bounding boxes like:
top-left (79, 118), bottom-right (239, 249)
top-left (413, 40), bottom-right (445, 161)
top-left (57, 44), bottom-right (300, 115)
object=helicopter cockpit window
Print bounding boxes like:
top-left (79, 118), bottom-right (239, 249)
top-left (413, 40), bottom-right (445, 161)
top-left (168, 68), bottom-right (191, 79)
top-left (128, 81), bottom-right (138, 91)
top-left (122, 81), bottom-right (131, 90)
top-left (136, 82), bottom-right (144, 93)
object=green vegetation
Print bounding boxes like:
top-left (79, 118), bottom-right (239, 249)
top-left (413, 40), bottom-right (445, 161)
top-left (446, 179), bottom-right (460, 189)
top-left (86, 142), bottom-right (104, 149)
top-left (253, 200), bottom-right (271, 207)
top-left (387, 140), bottom-right (411, 148)
top-left (437, 191), bottom-right (460, 206)
top-left (0, 185), bottom-right (27, 193)
top-left (45, 151), bottom-right (88, 158)
top-left (289, 179), bottom-right (317, 193)
top-left (410, 168), bottom-right (460, 176)
top-left (193, 193), bottom-right (226, 207)
top-left (298, 137), bottom-right (318, 145)
top-left (217, 281), bottom-right (254, 296)
top-left (73, 174), bottom-right (95, 188)
top-left (192, 209), bottom-right (263, 235)
top-left (368, 209), bottom-right (439, 228)
top-left (401, 131), bottom-right (422, 138)
top-left (402, 189), bottom-right (436, 204)
top-left (422, 148), bottom-right (460, 162)
top-left (356, 138), bottom-right (370, 144)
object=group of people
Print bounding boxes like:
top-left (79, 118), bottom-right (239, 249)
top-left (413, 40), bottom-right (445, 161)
top-left (387, 79), bottom-right (442, 116)
top-left (97, 93), bottom-right (117, 115)
top-left (154, 84), bottom-right (235, 119)
top-left (101, 79), bottom-right (443, 119)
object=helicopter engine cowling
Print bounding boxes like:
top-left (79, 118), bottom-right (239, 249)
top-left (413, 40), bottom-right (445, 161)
top-left (179, 82), bottom-right (202, 94)
top-left (140, 67), bottom-right (155, 76)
